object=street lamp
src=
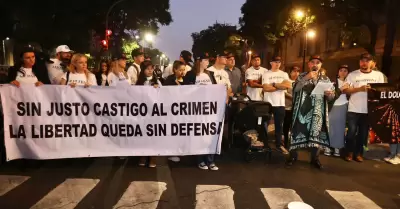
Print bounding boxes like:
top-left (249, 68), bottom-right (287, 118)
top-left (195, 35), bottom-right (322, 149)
top-left (2, 37), bottom-right (10, 65)
top-left (145, 33), bottom-right (154, 43)
top-left (135, 35), bottom-right (140, 39)
top-left (294, 9), bottom-right (312, 70)
top-left (307, 30), bottom-right (316, 39)
top-left (295, 10), bottom-right (305, 20)
top-left (5, 37), bottom-right (10, 41)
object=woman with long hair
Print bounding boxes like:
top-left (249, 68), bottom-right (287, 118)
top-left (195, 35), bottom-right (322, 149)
top-left (8, 46), bottom-right (51, 86)
top-left (185, 53), bottom-right (220, 171)
top-left (107, 60), bottom-right (131, 86)
top-left (136, 60), bottom-right (161, 168)
top-left (164, 60), bottom-right (186, 86)
top-left (325, 65), bottom-right (350, 157)
top-left (60, 54), bottom-right (97, 87)
top-left (96, 60), bottom-right (110, 86)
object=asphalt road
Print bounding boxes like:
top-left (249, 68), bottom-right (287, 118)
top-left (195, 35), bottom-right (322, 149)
top-left (0, 148), bottom-right (398, 209)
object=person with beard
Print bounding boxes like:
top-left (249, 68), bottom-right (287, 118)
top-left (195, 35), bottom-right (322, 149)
top-left (162, 50), bottom-right (193, 78)
top-left (47, 45), bottom-right (74, 84)
top-left (126, 49), bottom-right (145, 85)
top-left (8, 46), bottom-right (51, 86)
top-left (287, 55), bottom-right (335, 169)
top-left (225, 53), bottom-right (242, 94)
top-left (246, 53), bottom-right (268, 101)
top-left (95, 60), bottom-right (110, 86)
top-left (343, 53), bottom-right (386, 163)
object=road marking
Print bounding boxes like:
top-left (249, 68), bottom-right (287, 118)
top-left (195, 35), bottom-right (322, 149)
top-left (31, 178), bottom-right (100, 209)
top-left (327, 190), bottom-right (382, 209)
top-left (0, 175), bottom-right (30, 196)
top-left (195, 185), bottom-right (235, 209)
top-left (260, 188), bottom-right (304, 209)
top-left (113, 181), bottom-right (167, 209)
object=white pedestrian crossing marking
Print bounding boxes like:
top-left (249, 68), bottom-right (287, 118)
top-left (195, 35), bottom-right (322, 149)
top-left (113, 181), bottom-right (167, 209)
top-left (260, 188), bottom-right (304, 209)
top-left (0, 175), bottom-right (30, 196)
top-left (195, 185), bottom-right (235, 209)
top-left (327, 190), bottom-right (382, 209)
top-left (31, 178), bottom-right (100, 209)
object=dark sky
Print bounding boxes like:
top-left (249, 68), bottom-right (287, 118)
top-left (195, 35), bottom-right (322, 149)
top-left (153, 0), bottom-right (246, 60)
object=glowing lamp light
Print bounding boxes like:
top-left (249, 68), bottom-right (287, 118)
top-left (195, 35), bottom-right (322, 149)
top-left (307, 30), bottom-right (316, 38)
top-left (106, 30), bottom-right (112, 36)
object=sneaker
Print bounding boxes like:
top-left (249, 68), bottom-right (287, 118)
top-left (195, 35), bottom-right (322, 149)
top-left (149, 157), bottom-right (157, 168)
top-left (168, 156), bottom-right (180, 162)
top-left (344, 152), bottom-right (353, 162)
top-left (363, 145), bottom-right (369, 152)
top-left (198, 162), bottom-right (208, 170)
top-left (333, 149), bottom-right (340, 157)
top-left (278, 146), bottom-right (289, 155)
top-left (324, 147), bottom-right (332, 156)
top-left (138, 157), bottom-right (146, 167)
top-left (386, 157), bottom-right (400, 165)
top-left (355, 155), bottom-right (364, 162)
top-left (209, 163), bottom-right (219, 171)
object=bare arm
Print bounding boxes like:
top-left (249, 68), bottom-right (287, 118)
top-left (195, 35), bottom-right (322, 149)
top-left (60, 78), bottom-right (67, 85)
top-left (247, 79), bottom-right (263, 88)
top-left (263, 84), bottom-right (277, 92)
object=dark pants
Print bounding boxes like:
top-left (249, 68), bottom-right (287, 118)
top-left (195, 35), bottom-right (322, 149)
top-left (345, 112), bottom-right (369, 156)
top-left (283, 109), bottom-right (292, 149)
top-left (197, 155), bottom-right (215, 165)
top-left (290, 147), bottom-right (320, 162)
top-left (272, 107), bottom-right (285, 147)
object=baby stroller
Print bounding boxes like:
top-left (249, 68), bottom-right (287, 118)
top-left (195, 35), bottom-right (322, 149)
top-left (228, 93), bottom-right (273, 163)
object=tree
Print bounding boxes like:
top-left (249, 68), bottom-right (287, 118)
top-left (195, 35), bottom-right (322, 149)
top-left (191, 23), bottom-right (241, 58)
top-left (381, 0), bottom-right (400, 77)
top-left (1, 0), bottom-right (172, 54)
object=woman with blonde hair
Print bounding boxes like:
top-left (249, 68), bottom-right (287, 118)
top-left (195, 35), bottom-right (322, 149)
top-left (107, 59), bottom-right (131, 86)
top-left (60, 53), bottom-right (97, 87)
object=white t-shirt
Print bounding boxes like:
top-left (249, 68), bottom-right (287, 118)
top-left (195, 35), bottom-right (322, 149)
top-left (346, 70), bottom-right (386, 113)
top-left (143, 76), bottom-right (162, 86)
top-left (245, 66), bottom-right (268, 101)
top-left (62, 72), bottom-right (97, 86)
top-left (196, 72), bottom-right (213, 85)
top-left (162, 65), bottom-right (191, 78)
top-left (333, 79), bottom-right (349, 106)
top-left (126, 63), bottom-right (141, 85)
top-left (285, 79), bottom-right (295, 110)
top-left (207, 66), bottom-right (231, 88)
top-left (16, 68), bottom-right (39, 84)
top-left (262, 70), bottom-right (289, 107)
top-left (101, 74), bottom-right (107, 86)
top-left (47, 59), bottom-right (65, 85)
top-left (108, 72), bottom-right (131, 87)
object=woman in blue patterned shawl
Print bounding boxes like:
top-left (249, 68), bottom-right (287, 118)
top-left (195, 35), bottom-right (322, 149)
top-left (287, 55), bottom-right (335, 169)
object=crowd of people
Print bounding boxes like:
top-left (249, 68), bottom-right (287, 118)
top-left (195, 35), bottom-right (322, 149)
top-left (3, 43), bottom-right (399, 171)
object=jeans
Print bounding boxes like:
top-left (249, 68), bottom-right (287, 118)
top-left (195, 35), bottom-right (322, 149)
top-left (283, 109), bottom-right (292, 149)
top-left (197, 155), bottom-right (215, 165)
top-left (345, 112), bottom-right (369, 156)
top-left (290, 147), bottom-right (320, 162)
top-left (272, 107), bottom-right (285, 147)
top-left (389, 144), bottom-right (400, 157)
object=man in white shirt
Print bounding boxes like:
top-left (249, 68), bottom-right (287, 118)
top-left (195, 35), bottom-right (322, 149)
top-left (47, 45), bottom-right (73, 84)
top-left (162, 50), bottom-right (193, 78)
top-left (343, 53), bottom-right (386, 162)
top-left (246, 53), bottom-right (268, 101)
top-left (207, 51), bottom-right (233, 98)
top-left (262, 56), bottom-right (292, 154)
top-left (126, 49), bottom-right (144, 85)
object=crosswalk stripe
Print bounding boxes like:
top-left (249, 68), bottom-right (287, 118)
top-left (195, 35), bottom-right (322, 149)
top-left (31, 178), bottom-right (100, 209)
top-left (195, 185), bottom-right (235, 209)
top-left (260, 188), bottom-right (304, 209)
top-left (0, 175), bottom-right (30, 196)
top-left (327, 190), bottom-right (382, 209)
top-left (113, 181), bottom-right (167, 209)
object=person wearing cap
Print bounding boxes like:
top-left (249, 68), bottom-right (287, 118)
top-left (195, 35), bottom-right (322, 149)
top-left (283, 66), bottom-right (300, 149)
top-left (370, 57), bottom-right (388, 82)
top-left (343, 53), bottom-right (386, 163)
top-left (8, 46), bottom-right (51, 87)
top-left (246, 53), bottom-right (268, 101)
top-left (207, 51), bottom-right (233, 102)
top-left (60, 53), bottom-right (97, 87)
top-left (262, 56), bottom-right (293, 154)
top-left (47, 45), bottom-right (74, 84)
top-left (225, 53), bottom-right (242, 94)
top-left (127, 49), bottom-right (145, 85)
top-left (325, 64), bottom-right (350, 157)
top-left (288, 55), bottom-right (335, 169)
top-left (108, 53), bottom-right (131, 87)
top-left (162, 50), bottom-right (193, 78)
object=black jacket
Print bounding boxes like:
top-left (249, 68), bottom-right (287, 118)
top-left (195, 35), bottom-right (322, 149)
top-left (95, 72), bottom-right (109, 86)
top-left (183, 69), bottom-right (217, 85)
top-left (164, 75), bottom-right (184, 86)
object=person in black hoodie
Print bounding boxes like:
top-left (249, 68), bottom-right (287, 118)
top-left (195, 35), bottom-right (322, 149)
top-left (164, 61), bottom-right (186, 86)
top-left (8, 46), bottom-right (51, 87)
top-left (95, 60), bottom-right (110, 86)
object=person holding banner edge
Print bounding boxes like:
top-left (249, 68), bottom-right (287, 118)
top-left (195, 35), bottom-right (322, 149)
top-left (60, 54), bottom-right (97, 87)
top-left (136, 60), bottom-right (162, 168)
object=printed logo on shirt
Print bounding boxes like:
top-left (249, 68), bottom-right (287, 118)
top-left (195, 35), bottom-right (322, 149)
top-left (18, 74), bottom-right (36, 78)
top-left (265, 76), bottom-right (286, 80)
top-left (355, 78), bottom-right (378, 83)
top-left (69, 79), bottom-right (87, 84)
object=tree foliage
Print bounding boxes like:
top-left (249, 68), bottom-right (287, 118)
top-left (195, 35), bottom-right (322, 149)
top-left (0, 0), bottom-right (172, 53)
top-left (191, 23), bottom-right (241, 58)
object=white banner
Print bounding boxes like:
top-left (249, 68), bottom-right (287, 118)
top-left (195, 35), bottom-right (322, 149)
top-left (0, 84), bottom-right (226, 161)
